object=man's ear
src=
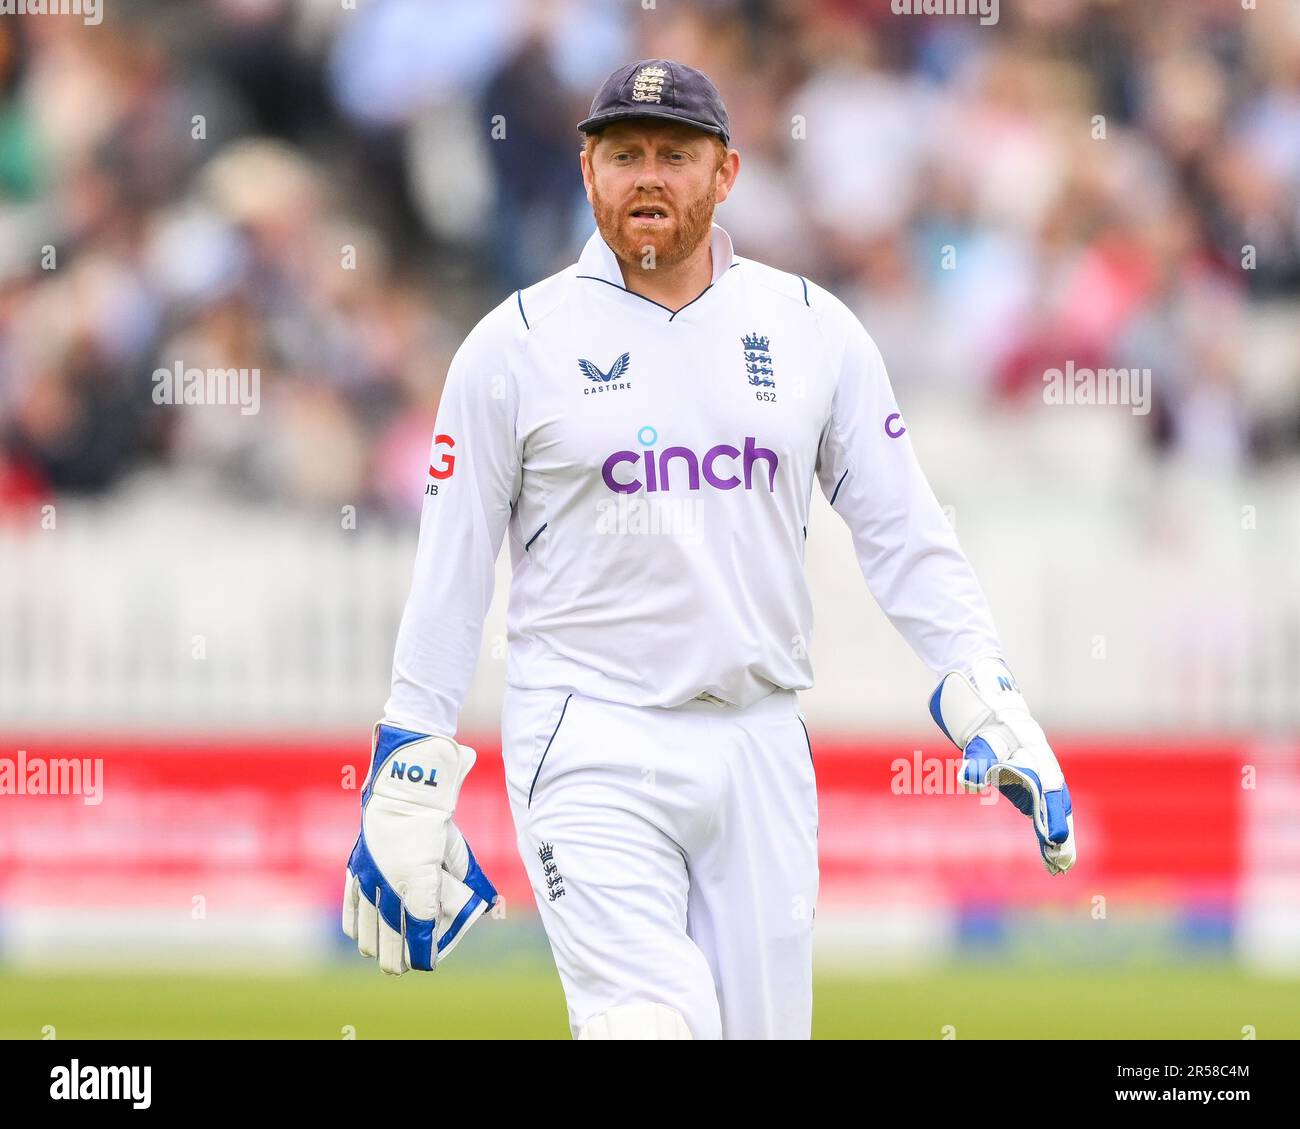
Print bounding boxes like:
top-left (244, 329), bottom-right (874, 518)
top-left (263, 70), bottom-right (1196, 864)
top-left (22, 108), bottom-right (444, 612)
top-left (580, 148), bottom-right (594, 205)
top-left (713, 148), bottom-right (741, 207)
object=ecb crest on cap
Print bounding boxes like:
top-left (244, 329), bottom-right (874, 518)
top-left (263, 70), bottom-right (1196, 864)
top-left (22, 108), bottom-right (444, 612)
top-left (578, 59), bottom-right (731, 146)
top-left (632, 64), bottom-right (668, 103)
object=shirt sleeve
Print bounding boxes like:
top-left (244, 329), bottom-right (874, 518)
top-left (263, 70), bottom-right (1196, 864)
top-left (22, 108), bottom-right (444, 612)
top-left (811, 286), bottom-right (1005, 679)
top-left (382, 301), bottom-right (523, 736)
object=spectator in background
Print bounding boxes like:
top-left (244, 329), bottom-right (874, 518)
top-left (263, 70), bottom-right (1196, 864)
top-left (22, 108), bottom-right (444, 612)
top-left (1, 0), bottom-right (1297, 521)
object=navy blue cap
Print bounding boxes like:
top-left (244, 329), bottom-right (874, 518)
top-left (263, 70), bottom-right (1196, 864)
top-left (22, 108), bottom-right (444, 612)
top-left (578, 60), bottom-right (731, 147)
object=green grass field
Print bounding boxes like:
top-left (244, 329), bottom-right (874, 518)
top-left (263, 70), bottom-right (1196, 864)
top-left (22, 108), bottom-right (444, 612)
top-left (3, 963), bottom-right (1297, 1039)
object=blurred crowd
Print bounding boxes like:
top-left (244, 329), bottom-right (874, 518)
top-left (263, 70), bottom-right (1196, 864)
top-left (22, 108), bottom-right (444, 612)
top-left (1, 0), bottom-right (1298, 519)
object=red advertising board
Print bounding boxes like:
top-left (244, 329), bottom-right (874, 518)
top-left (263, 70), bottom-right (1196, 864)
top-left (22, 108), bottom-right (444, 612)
top-left (0, 732), bottom-right (1255, 922)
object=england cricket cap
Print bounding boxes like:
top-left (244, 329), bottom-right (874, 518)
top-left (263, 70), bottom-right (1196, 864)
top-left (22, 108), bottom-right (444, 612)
top-left (578, 60), bottom-right (731, 146)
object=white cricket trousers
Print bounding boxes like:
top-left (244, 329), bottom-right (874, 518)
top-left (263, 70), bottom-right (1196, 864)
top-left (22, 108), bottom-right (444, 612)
top-left (501, 683), bottom-right (820, 1040)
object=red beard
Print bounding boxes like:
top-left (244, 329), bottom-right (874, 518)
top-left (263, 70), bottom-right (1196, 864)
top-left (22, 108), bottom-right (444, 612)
top-left (591, 180), bottom-right (718, 270)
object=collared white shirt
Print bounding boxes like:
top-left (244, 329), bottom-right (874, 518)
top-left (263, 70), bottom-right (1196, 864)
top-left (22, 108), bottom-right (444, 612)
top-left (385, 223), bottom-right (1003, 736)
top-left (577, 222), bottom-right (737, 289)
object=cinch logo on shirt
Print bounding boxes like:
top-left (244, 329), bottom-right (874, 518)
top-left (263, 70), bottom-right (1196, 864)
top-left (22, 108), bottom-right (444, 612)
top-left (601, 435), bottom-right (779, 494)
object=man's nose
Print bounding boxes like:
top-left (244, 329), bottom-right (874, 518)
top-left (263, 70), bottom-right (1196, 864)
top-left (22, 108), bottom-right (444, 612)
top-left (633, 156), bottom-right (667, 187)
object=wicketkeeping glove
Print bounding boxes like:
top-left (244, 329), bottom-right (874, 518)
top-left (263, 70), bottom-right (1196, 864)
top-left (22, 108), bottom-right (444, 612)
top-left (929, 657), bottom-right (1077, 875)
top-left (342, 723), bottom-right (497, 973)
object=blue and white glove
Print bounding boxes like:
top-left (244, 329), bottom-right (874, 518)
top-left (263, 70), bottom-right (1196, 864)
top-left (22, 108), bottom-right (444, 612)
top-left (342, 723), bottom-right (498, 974)
top-left (929, 658), bottom-right (1077, 876)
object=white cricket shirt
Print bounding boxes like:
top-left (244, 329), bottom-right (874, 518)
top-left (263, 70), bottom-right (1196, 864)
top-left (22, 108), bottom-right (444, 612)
top-left (384, 223), bottom-right (1004, 736)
